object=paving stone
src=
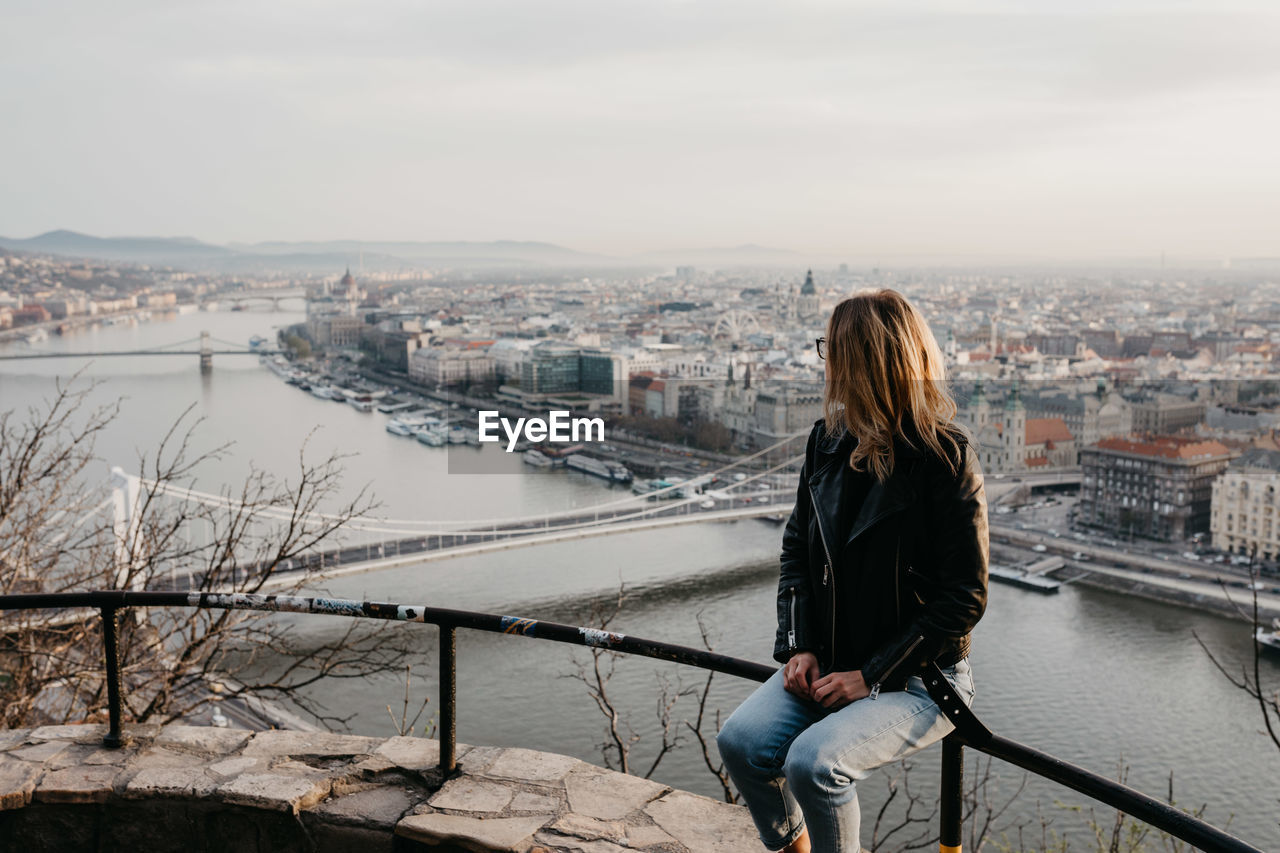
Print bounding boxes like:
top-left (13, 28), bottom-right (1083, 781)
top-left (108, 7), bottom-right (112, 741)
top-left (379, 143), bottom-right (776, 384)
top-left (242, 730), bottom-right (382, 758)
top-left (532, 832), bottom-right (631, 853)
top-left (125, 745), bottom-right (200, 773)
top-left (272, 758), bottom-right (337, 778)
top-left (207, 755), bottom-right (261, 780)
top-left (155, 724), bottom-right (252, 756)
top-left (45, 742), bottom-right (110, 770)
top-left (82, 745), bottom-right (144, 766)
top-left (218, 772), bottom-right (332, 813)
top-left (563, 766), bottom-right (668, 821)
top-left (7, 740), bottom-right (73, 764)
top-left (547, 813), bottom-right (626, 843)
top-left (644, 790), bottom-right (762, 853)
top-left (0, 729), bottom-right (30, 751)
top-left (33, 764), bottom-right (121, 804)
top-left (374, 736), bottom-right (440, 771)
top-left (124, 764), bottom-right (219, 799)
top-left (624, 821), bottom-right (677, 848)
top-left (510, 790), bottom-right (561, 813)
top-left (396, 812), bottom-right (553, 852)
top-left (454, 744), bottom-right (506, 775)
top-left (351, 754), bottom-right (396, 775)
top-left (28, 724), bottom-right (108, 743)
top-left (428, 777), bottom-right (517, 813)
top-left (309, 784), bottom-right (419, 828)
top-left (486, 748), bottom-right (581, 784)
top-left (0, 757), bottom-right (43, 810)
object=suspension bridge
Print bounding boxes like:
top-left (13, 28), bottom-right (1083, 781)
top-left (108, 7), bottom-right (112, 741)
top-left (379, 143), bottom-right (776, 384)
top-left (52, 433), bottom-right (806, 597)
top-left (0, 332), bottom-right (280, 371)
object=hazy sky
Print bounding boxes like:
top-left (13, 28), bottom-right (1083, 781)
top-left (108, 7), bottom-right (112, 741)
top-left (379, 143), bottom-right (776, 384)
top-left (2, 0), bottom-right (1278, 260)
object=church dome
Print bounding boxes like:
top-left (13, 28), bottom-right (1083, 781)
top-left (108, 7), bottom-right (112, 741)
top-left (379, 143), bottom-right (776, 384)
top-left (800, 270), bottom-right (816, 295)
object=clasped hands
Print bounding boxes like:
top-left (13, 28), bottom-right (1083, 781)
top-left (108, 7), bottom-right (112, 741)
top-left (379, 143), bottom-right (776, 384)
top-left (782, 651), bottom-right (870, 709)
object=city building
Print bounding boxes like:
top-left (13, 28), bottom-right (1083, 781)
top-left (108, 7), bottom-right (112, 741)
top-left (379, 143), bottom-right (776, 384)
top-left (1211, 447), bottom-right (1280, 560)
top-left (1024, 417), bottom-right (1075, 468)
top-left (1079, 436), bottom-right (1234, 542)
top-left (409, 347), bottom-right (496, 388)
top-left (961, 380), bottom-right (1026, 475)
top-left (1128, 392), bottom-right (1205, 434)
top-left (306, 314), bottom-right (365, 349)
top-left (1024, 380), bottom-right (1131, 462)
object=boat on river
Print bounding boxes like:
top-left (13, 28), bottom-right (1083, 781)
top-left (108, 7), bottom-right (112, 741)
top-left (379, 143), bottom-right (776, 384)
top-left (523, 449), bottom-right (553, 468)
top-left (1257, 620), bottom-right (1280, 657)
top-left (566, 454), bottom-right (632, 483)
top-left (415, 424), bottom-right (447, 447)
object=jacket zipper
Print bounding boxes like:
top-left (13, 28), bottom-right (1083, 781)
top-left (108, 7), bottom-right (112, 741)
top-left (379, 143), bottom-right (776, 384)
top-left (870, 633), bottom-right (925, 700)
top-left (808, 484), bottom-right (835, 666)
top-left (787, 586), bottom-right (797, 650)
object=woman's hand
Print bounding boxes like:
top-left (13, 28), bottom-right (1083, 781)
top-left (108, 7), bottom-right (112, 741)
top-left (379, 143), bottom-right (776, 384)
top-left (783, 651), bottom-right (820, 699)
top-left (811, 670), bottom-right (870, 709)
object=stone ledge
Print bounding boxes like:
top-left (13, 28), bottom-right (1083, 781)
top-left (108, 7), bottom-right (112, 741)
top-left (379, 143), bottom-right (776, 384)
top-left (0, 723), bottom-right (763, 852)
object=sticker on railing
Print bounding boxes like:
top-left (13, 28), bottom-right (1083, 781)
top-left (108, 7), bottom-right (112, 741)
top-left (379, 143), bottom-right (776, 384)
top-left (579, 627), bottom-right (625, 647)
top-left (311, 598), bottom-right (365, 617)
top-left (398, 605), bottom-right (425, 622)
top-left (501, 616), bottom-right (538, 636)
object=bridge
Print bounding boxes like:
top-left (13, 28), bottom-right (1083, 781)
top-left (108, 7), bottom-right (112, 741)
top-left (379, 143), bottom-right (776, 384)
top-left (130, 437), bottom-right (805, 590)
top-left (203, 288), bottom-right (307, 312)
top-left (0, 332), bottom-right (281, 372)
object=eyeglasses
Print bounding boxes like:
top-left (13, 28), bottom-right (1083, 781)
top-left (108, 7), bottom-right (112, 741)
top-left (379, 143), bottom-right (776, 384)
top-left (815, 337), bottom-right (826, 360)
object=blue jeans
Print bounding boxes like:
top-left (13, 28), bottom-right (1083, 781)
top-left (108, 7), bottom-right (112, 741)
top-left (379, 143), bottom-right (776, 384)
top-left (717, 658), bottom-right (976, 853)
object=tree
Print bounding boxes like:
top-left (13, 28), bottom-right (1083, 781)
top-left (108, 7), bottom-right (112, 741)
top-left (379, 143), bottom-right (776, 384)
top-left (1194, 551), bottom-right (1280, 755)
top-left (0, 376), bottom-right (418, 730)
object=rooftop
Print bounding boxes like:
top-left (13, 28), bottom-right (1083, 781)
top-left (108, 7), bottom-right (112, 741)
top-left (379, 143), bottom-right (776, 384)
top-left (1093, 435), bottom-right (1232, 461)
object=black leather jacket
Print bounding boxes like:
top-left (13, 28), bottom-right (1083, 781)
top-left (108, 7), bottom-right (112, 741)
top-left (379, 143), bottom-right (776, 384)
top-left (774, 419), bottom-right (989, 694)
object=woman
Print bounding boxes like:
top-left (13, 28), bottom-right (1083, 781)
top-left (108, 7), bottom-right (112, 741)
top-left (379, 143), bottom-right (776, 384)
top-left (717, 290), bottom-right (989, 853)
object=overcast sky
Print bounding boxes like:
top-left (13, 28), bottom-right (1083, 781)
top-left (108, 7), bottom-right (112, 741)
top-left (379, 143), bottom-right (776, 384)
top-left (2, 0), bottom-right (1278, 260)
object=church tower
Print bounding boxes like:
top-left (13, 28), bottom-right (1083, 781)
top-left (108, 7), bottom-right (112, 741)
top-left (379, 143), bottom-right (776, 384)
top-left (1003, 379), bottom-right (1026, 470)
top-left (797, 270), bottom-right (820, 321)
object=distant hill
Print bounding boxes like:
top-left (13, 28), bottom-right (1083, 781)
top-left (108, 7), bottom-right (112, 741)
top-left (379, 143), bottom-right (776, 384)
top-left (0, 231), bottom-right (622, 271)
top-left (228, 239), bottom-right (613, 267)
top-left (0, 230), bottom-right (232, 264)
top-left (0, 231), bottom-right (822, 272)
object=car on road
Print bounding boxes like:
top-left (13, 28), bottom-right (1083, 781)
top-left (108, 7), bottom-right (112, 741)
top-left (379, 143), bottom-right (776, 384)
top-left (1032, 544), bottom-right (1048, 553)
top-left (699, 499), bottom-right (716, 509)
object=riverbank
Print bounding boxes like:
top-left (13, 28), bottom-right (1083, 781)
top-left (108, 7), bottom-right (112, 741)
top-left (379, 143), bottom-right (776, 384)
top-left (994, 524), bottom-right (1280, 624)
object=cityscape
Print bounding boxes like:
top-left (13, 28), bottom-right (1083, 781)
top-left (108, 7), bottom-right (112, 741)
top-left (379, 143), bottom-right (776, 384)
top-left (2, 1), bottom-right (1279, 850)
top-left (4, 247), bottom-right (1280, 850)
top-left (8, 246), bottom-right (1280, 574)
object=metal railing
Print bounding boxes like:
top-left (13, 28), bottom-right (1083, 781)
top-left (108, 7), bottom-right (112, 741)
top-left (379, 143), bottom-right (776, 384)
top-left (0, 590), bottom-right (1263, 853)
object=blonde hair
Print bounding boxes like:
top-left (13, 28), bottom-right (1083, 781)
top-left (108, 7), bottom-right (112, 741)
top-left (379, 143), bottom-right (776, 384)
top-left (822, 289), bottom-right (961, 480)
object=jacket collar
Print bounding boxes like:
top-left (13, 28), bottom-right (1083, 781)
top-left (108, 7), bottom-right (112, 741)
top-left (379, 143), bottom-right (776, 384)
top-left (808, 426), bottom-right (921, 554)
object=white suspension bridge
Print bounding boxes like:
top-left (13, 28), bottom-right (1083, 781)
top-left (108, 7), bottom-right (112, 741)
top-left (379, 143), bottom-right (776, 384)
top-left (94, 433), bottom-right (807, 593)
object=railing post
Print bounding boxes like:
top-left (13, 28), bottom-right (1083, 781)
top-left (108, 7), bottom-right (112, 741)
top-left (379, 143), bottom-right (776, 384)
top-left (940, 735), bottom-right (964, 853)
top-left (439, 625), bottom-right (456, 775)
top-left (100, 606), bottom-right (130, 748)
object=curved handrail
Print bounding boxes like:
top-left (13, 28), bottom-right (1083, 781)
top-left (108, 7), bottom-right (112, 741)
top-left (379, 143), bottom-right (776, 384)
top-left (0, 590), bottom-right (1263, 853)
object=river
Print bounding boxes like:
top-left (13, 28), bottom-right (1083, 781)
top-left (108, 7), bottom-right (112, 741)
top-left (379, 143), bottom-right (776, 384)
top-left (1, 307), bottom-right (1276, 849)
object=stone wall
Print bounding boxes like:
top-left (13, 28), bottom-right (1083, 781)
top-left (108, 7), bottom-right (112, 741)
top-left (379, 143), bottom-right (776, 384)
top-left (0, 723), bottom-right (761, 853)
